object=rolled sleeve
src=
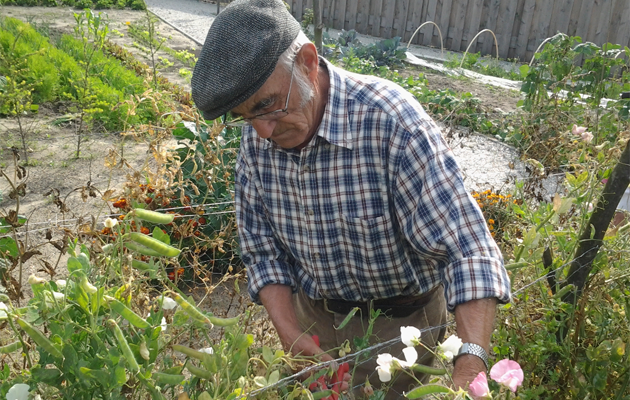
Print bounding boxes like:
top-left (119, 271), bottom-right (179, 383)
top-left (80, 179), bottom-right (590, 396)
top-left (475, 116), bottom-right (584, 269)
top-left (246, 259), bottom-right (298, 304)
top-left (444, 257), bottom-right (511, 311)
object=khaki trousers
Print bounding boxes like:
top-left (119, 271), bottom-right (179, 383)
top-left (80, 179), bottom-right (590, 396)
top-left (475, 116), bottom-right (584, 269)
top-left (294, 287), bottom-right (447, 400)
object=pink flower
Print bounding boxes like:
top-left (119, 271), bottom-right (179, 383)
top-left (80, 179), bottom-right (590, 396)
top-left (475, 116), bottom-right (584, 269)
top-left (469, 371), bottom-right (491, 398)
top-left (572, 125), bottom-right (593, 143)
top-left (490, 359), bottom-right (523, 393)
top-left (572, 124), bottom-right (587, 135)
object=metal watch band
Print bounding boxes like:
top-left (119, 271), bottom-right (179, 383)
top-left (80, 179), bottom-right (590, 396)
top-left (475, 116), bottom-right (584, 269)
top-left (455, 343), bottom-right (489, 371)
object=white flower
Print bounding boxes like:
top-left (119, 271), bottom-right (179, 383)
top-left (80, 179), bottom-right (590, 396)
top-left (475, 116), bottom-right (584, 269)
top-left (55, 279), bottom-right (67, 289)
top-left (437, 335), bottom-right (463, 361)
top-left (399, 347), bottom-right (418, 367)
top-left (375, 348), bottom-right (418, 382)
top-left (28, 275), bottom-right (46, 285)
top-left (161, 296), bottom-right (178, 310)
top-left (160, 317), bottom-right (167, 332)
top-left (139, 341), bottom-right (150, 361)
top-left (80, 276), bottom-right (97, 294)
top-left (199, 347), bottom-right (214, 354)
top-left (0, 301), bottom-right (8, 319)
top-left (376, 353), bottom-right (394, 382)
top-left (400, 326), bottom-right (421, 347)
top-left (44, 291), bottom-right (65, 306)
top-left (104, 217), bottom-right (118, 228)
top-left (6, 383), bottom-right (30, 400)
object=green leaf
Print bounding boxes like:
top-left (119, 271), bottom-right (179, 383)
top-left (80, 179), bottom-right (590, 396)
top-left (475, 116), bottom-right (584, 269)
top-left (172, 309), bottom-right (190, 326)
top-left (519, 64), bottom-right (530, 77)
top-left (152, 227), bottom-right (170, 245)
top-left (268, 369), bottom-right (280, 385)
top-left (404, 384), bottom-right (451, 398)
top-left (67, 257), bottom-right (82, 273)
top-left (334, 306), bottom-right (360, 330)
top-left (0, 237), bottom-right (18, 258)
top-left (253, 376), bottom-right (267, 388)
top-left (262, 346), bottom-right (274, 364)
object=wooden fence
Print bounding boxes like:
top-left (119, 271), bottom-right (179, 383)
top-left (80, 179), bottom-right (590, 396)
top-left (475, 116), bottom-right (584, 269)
top-left (289, 0), bottom-right (630, 61)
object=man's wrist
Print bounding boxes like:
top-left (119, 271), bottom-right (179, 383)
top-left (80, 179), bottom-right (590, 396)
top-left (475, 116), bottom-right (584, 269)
top-left (454, 342), bottom-right (489, 371)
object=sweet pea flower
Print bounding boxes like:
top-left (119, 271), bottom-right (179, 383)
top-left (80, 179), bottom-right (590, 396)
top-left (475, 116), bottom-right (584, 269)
top-left (104, 217), bottom-right (118, 228)
top-left (375, 348), bottom-right (418, 382)
top-left (437, 335), bottom-right (463, 361)
top-left (572, 125), bottom-right (593, 143)
top-left (400, 326), bottom-right (421, 347)
top-left (6, 383), bottom-right (30, 400)
top-left (28, 274), bottom-right (46, 285)
top-left (490, 359), bottom-right (524, 393)
top-left (376, 353), bottom-right (394, 382)
top-left (161, 296), bottom-right (178, 310)
top-left (160, 317), bottom-right (168, 332)
top-left (199, 347), bottom-right (214, 354)
top-left (55, 279), bottom-right (67, 289)
top-left (469, 371), bottom-right (491, 398)
top-left (0, 302), bottom-right (8, 319)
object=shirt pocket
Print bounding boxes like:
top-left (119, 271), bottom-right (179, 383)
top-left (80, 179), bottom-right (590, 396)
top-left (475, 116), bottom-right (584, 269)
top-left (338, 213), bottom-right (400, 273)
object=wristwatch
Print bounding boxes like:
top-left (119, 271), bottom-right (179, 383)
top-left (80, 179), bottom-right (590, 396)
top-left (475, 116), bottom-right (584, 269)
top-left (455, 343), bottom-right (489, 371)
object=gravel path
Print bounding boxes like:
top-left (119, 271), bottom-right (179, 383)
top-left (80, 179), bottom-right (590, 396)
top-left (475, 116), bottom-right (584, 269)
top-left (143, 0), bottom-right (553, 195)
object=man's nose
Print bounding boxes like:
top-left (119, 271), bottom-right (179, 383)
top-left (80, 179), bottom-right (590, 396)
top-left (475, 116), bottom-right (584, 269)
top-left (251, 119), bottom-right (277, 139)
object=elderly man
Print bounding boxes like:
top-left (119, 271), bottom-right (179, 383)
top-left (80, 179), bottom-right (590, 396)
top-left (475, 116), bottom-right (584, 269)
top-left (191, 0), bottom-right (511, 397)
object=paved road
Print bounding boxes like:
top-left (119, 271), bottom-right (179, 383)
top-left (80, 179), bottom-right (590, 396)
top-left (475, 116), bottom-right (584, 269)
top-left (144, 0), bottom-right (217, 45)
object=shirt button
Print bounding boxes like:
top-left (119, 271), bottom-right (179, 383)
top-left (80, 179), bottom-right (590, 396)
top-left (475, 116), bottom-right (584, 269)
top-left (313, 252), bottom-right (321, 260)
top-left (303, 165), bottom-right (311, 172)
top-left (307, 209), bottom-right (314, 216)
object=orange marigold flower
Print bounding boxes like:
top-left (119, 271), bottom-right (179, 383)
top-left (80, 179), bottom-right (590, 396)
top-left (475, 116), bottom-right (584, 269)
top-left (101, 227), bottom-right (112, 235)
top-left (140, 227), bottom-right (150, 235)
top-left (113, 198), bottom-right (127, 208)
top-left (488, 219), bottom-right (495, 224)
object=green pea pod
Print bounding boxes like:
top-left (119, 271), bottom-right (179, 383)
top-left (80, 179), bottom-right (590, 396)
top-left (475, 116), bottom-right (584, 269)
top-left (152, 372), bottom-right (185, 385)
top-left (208, 315), bottom-right (239, 327)
top-left (186, 364), bottom-right (213, 380)
top-left (409, 364), bottom-right (447, 375)
top-left (131, 259), bottom-right (156, 271)
top-left (105, 296), bottom-right (150, 329)
top-left (108, 319), bottom-right (140, 372)
top-left (404, 384), bottom-right (451, 399)
top-left (17, 318), bottom-right (63, 359)
top-left (124, 241), bottom-right (164, 258)
top-left (0, 341), bottom-right (21, 354)
top-left (132, 209), bottom-right (175, 224)
top-left (128, 232), bottom-right (180, 258)
top-left (170, 293), bottom-right (212, 326)
top-left (172, 344), bottom-right (208, 361)
top-left (554, 284), bottom-right (576, 299)
top-left (312, 390), bottom-right (334, 399)
top-left (0, 293), bottom-right (10, 301)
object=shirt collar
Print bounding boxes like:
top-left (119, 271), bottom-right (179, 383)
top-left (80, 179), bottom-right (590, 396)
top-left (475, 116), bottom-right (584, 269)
top-left (316, 57), bottom-right (354, 150)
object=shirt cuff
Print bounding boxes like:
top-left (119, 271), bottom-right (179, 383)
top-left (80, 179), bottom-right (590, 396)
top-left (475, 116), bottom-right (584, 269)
top-left (247, 260), bottom-right (298, 304)
top-left (444, 256), bottom-right (511, 311)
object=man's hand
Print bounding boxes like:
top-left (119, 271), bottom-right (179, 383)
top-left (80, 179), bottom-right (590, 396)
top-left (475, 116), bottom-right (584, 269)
top-left (259, 285), bottom-right (351, 395)
top-left (453, 297), bottom-right (497, 399)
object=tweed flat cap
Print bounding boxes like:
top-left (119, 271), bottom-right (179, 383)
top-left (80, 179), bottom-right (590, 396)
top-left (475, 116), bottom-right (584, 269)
top-left (192, 0), bottom-right (301, 121)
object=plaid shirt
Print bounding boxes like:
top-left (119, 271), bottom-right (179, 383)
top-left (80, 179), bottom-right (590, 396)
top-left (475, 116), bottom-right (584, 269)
top-left (235, 59), bottom-right (511, 311)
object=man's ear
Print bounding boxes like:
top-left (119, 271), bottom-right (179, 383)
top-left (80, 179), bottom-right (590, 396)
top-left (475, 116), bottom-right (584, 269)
top-left (296, 42), bottom-right (319, 82)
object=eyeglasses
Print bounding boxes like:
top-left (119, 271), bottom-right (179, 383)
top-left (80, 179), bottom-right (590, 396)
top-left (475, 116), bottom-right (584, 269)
top-left (224, 59), bottom-right (296, 127)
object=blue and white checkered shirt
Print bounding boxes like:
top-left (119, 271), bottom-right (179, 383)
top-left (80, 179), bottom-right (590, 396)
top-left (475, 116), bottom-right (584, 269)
top-left (235, 59), bottom-right (511, 311)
